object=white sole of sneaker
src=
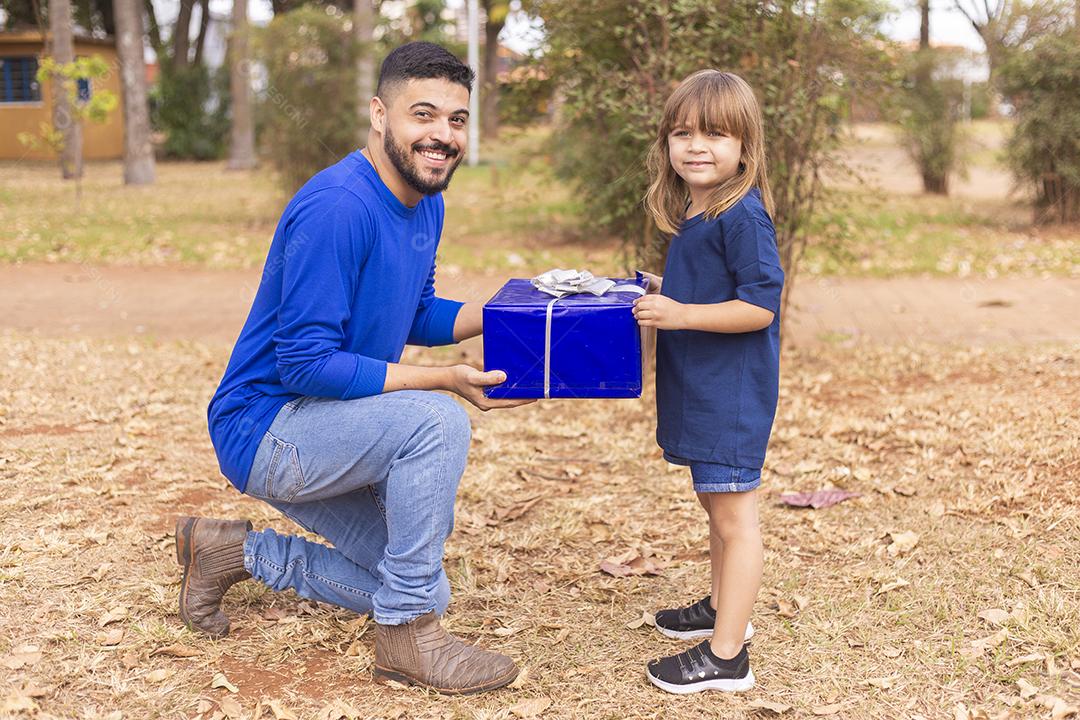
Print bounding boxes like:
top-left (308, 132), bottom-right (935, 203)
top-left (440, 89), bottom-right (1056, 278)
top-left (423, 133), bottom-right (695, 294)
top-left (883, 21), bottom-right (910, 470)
top-left (646, 666), bottom-right (756, 694)
top-left (655, 621), bottom-right (755, 642)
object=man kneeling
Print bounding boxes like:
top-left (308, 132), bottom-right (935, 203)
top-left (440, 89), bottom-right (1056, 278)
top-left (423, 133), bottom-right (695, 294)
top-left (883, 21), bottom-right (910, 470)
top-left (178, 41), bottom-right (530, 695)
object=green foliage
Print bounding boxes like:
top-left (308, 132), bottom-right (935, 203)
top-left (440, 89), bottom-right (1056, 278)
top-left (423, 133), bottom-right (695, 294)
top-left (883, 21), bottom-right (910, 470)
top-left (532, 0), bottom-right (893, 289)
top-left (894, 49), bottom-right (967, 195)
top-left (18, 55), bottom-right (118, 154)
top-left (256, 5), bottom-right (360, 193)
top-left (151, 63), bottom-right (230, 160)
top-left (498, 72), bottom-right (555, 127)
top-left (998, 31), bottom-right (1080, 223)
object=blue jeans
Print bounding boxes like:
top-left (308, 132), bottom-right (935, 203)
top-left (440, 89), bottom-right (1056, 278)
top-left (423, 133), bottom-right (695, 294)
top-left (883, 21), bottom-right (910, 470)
top-left (663, 451), bottom-right (762, 494)
top-left (241, 390), bottom-right (471, 625)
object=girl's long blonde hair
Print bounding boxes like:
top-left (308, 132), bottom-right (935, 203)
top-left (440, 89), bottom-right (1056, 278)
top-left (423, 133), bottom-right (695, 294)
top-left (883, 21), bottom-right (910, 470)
top-left (644, 70), bottom-right (773, 235)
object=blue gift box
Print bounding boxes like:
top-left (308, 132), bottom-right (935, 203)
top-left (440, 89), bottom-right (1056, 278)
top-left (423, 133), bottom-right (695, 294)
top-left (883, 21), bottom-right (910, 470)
top-left (483, 276), bottom-right (647, 399)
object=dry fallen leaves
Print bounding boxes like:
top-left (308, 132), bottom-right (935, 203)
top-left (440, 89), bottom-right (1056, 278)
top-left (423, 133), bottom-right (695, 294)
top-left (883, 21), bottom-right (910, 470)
top-left (317, 699), bottom-right (362, 720)
top-left (266, 700), bottom-right (299, 720)
top-left (1035, 694), bottom-right (1079, 720)
top-left (811, 702), bottom-right (843, 716)
top-left (976, 608), bottom-right (1010, 626)
top-left (886, 530), bottom-right (919, 556)
top-left (779, 490), bottom-right (861, 509)
top-left (151, 643), bottom-right (201, 658)
top-left (962, 629), bottom-right (1008, 658)
top-left (1016, 678), bottom-right (1038, 699)
top-left (775, 598), bottom-right (799, 619)
top-left (218, 696), bottom-right (244, 718)
top-left (0, 645), bottom-right (41, 670)
top-left (98, 605), bottom-right (128, 627)
top-left (625, 611), bottom-right (656, 630)
top-left (97, 627), bottom-right (125, 646)
top-left (1007, 652), bottom-right (1046, 667)
top-left (490, 495), bottom-right (544, 524)
top-left (509, 697), bottom-right (552, 718)
top-left (874, 578), bottom-right (910, 596)
top-left (747, 699), bottom-right (792, 714)
top-left (599, 551), bottom-right (664, 577)
top-left (145, 668), bottom-right (175, 683)
top-left (865, 676), bottom-right (895, 690)
top-left (508, 664), bottom-right (531, 689)
top-left (210, 672), bottom-right (239, 693)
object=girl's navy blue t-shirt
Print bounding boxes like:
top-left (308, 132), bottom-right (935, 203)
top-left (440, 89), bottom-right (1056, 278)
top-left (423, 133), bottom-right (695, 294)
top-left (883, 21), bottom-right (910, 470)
top-left (656, 188), bottom-right (784, 469)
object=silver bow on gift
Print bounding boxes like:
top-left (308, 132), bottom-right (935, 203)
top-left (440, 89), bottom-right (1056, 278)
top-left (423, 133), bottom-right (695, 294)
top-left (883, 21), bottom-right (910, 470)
top-left (531, 268), bottom-right (644, 298)
top-left (529, 269), bottom-right (645, 398)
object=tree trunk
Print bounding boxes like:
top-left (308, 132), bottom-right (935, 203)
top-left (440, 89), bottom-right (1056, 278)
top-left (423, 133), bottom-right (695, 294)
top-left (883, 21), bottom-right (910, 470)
top-left (916, 0), bottom-right (948, 194)
top-left (114, 0), bottom-right (156, 184)
top-left (193, 0), bottom-right (210, 67)
top-left (481, 3), bottom-right (505, 140)
top-left (173, 0), bottom-right (194, 69)
top-left (227, 0), bottom-right (257, 170)
top-left (98, 0), bottom-right (116, 36)
top-left (144, 0), bottom-right (165, 58)
top-left (355, 0), bottom-right (375, 144)
top-left (922, 168), bottom-right (948, 194)
top-left (919, 0), bottom-right (930, 50)
top-left (48, 0), bottom-right (82, 180)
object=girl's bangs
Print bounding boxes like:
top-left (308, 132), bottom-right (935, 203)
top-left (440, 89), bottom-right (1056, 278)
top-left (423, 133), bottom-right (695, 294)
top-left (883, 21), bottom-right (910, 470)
top-left (665, 77), bottom-right (745, 138)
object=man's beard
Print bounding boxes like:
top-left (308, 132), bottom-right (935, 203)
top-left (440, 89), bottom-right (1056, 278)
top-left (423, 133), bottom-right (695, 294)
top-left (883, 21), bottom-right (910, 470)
top-left (383, 124), bottom-right (463, 196)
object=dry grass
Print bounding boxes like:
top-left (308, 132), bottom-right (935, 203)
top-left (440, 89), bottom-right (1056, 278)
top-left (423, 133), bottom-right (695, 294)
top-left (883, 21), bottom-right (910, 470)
top-left (1, 332), bottom-right (1077, 720)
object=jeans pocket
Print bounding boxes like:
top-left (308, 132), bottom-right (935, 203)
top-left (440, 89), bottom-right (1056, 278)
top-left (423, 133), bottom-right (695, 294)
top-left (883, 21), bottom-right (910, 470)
top-left (263, 434), bottom-right (306, 502)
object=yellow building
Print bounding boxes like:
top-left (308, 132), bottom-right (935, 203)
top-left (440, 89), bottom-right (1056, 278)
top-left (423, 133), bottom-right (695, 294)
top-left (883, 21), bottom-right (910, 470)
top-left (0, 31), bottom-right (125, 160)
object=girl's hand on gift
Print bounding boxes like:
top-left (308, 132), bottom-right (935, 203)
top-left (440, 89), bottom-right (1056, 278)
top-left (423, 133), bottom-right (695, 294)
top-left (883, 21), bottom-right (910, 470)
top-left (638, 270), bottom-right (663, 294)
top-left (633, 294), bottom-right (686, 330)
top-left (449, 365), bottom-right (536, 411)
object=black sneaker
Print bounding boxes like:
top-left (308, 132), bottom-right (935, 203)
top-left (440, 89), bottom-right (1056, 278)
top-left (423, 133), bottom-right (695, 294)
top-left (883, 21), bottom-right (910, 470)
top-left (654, 596), bottom-right (755, 642)
top-left (646, 641), bottom-right (755, 694)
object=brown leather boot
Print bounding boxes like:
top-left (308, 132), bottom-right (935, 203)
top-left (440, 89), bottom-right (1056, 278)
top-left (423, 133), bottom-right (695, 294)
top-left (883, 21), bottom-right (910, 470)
top-left (176, 516), bottom-right (252, 638)
top-left (374, 612), bottom-right (519, 695)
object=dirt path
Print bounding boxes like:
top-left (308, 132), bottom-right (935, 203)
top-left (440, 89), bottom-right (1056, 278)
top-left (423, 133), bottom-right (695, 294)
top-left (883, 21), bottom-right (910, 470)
top-left (1, 262), bottom-right (1077, 347)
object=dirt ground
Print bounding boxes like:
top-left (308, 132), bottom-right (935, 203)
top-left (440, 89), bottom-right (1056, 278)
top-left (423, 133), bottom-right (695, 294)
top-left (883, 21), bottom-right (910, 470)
top-left (1, 262), bottom-right (1078, 349)
top-left (0, 329), bottom-right (1077, 720)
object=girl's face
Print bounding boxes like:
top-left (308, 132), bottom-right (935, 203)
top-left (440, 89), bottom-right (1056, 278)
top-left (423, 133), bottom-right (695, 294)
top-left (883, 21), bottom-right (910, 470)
top-left (668, 125), bottom-right (743, 195)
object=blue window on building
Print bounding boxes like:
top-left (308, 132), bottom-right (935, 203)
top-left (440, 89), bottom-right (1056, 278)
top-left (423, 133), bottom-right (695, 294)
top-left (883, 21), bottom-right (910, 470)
top-left (76, 77), bottom-right (91, 102)
top-left (0, 56), bottom-right (42, 103)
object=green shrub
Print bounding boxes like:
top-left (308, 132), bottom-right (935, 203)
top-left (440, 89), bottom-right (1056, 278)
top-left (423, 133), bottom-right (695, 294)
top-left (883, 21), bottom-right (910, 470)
top-left (498, 72), bottom-right (555, 128)
top-left (894, 49), bottom-right (966, 195)
top-left (152, 63), bottom-right (230, 160)
top-left (533, 0), bottom-right (892, 300)
top-left (999, 32), bottom-right (1080, 223)
top-left (256, 5), bottom-right (360, 194)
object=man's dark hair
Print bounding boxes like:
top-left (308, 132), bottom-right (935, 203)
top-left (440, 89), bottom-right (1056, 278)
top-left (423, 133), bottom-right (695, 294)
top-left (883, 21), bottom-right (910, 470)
top-left (376, 42), bottom-right (475, 100)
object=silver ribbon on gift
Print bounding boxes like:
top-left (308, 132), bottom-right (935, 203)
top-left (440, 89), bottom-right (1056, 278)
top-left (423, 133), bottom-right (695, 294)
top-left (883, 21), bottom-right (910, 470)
top-left (530, 268), bottom-right (646, 398)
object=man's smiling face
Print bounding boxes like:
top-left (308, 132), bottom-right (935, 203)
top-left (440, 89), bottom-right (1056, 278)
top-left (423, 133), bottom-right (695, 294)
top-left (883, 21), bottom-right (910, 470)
top-left (380, 78), bottom-right (470, 196)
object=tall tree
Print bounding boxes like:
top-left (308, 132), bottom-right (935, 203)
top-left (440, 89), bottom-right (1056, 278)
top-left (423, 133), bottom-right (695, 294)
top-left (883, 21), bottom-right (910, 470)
top-left (227, 0), bottom-right (257, 169)
top-left (48, 0), bottom-right (82, 179)
top-left (952, 0), bottom-right (1070, 87)
top-left (355, 0), bottom-right (376, 143)
top-left (480, 0), bottom-right (508, 139)
top-left (114, 0), bottom-right (156, 184)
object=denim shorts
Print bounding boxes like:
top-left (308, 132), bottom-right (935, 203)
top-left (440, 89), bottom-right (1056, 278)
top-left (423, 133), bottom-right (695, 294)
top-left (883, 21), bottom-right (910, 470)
top-left (664, 452), bottom-right (762, 494)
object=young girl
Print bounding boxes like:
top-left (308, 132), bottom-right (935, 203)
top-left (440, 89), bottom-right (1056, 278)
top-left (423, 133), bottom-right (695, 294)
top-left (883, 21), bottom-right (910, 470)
top-left (632, 69), bottom-right (784, 694)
